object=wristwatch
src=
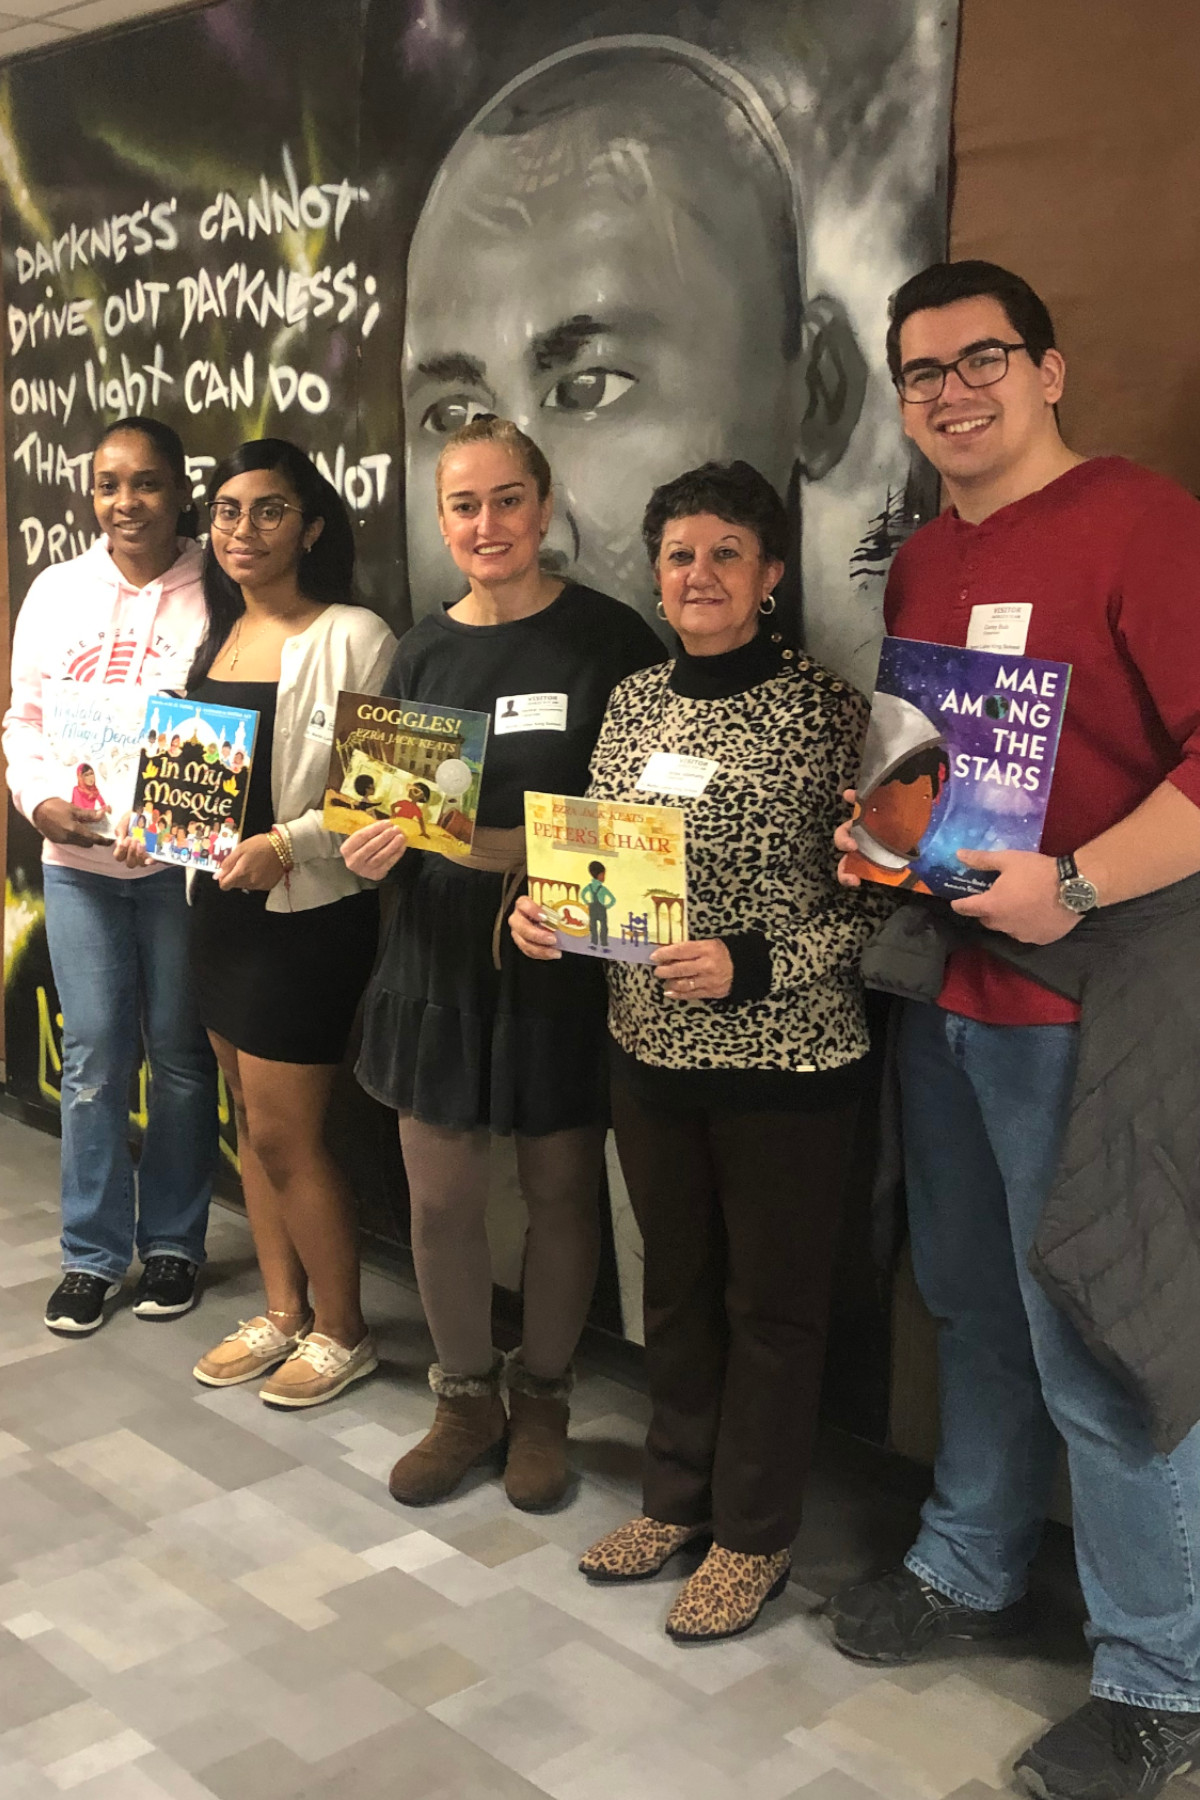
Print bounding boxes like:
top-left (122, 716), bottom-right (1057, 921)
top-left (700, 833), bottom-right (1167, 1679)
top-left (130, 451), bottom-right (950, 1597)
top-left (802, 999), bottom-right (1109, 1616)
top-left (1056, 852), bottom-right (1099, 915)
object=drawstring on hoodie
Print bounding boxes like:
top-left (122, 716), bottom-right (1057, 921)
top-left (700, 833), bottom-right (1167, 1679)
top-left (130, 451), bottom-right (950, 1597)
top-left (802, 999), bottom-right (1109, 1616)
top-left (97, 546), bottom-right (169, 688)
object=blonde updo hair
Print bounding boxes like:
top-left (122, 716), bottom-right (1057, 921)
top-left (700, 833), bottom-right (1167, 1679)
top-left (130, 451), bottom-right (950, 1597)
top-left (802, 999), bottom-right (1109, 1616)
top-left (434, 415), bottom-right (552, 506)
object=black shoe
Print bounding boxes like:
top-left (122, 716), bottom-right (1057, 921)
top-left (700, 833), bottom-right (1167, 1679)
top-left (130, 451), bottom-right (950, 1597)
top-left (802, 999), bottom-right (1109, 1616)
top-left (825, 1563), bottom-right (1033, 1665)
top-left (132, 1256), bottom-right (198, 1319)
top-left (44, 1272), bottom-right (121, 1334)
top-left (1015, 1698), bottom-right (1200, 1799)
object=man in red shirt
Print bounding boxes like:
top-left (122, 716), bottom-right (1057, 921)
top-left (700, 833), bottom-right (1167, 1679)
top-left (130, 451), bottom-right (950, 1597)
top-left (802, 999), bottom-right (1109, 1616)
top-left (827, 261), bottom-right (1200, 1800)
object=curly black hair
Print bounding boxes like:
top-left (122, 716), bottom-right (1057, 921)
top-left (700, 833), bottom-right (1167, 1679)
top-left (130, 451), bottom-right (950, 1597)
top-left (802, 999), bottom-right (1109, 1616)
top-left (641, 460), bottom-right (788, 566)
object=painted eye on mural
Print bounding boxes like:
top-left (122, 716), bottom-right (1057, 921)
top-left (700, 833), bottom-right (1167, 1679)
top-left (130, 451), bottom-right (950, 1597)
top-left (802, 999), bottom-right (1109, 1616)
top-left (419, 396), bottom-right (496, 434)
top-left (542, 369), bottom-right (635, 413)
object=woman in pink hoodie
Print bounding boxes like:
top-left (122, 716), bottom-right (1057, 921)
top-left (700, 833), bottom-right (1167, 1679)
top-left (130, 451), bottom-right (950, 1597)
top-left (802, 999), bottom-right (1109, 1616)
top-left (2, 417), bottom-right (218, 1336)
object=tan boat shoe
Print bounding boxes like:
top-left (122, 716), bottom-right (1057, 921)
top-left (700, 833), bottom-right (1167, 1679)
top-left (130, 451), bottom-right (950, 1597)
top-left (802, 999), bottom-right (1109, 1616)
top-left (193, 1314), bottom-right (312, 1387)
top-left (665, 1544), bottom-right (791, 1643)
top-left (259, 1331), bottom-right (378, 1409)
top-left (578, 1516), bottom-right (712, 1584)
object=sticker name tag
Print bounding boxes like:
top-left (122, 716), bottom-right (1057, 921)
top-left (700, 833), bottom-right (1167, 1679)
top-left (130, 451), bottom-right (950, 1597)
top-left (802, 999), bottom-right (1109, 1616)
top-left (635, 752), bottom-right (719, 798)
top-left (494, 692), bottom-right (568, 734)
top-left (966, 602), bottom-right (1032, 655)
top-left (304, 703), bottom-right (335, 745)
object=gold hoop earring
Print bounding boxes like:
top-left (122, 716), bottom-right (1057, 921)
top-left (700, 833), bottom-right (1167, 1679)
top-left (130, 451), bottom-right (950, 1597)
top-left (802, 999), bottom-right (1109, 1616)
top-left (759, 593), bottom-right (777, 615)
top-left (655, 600), bottom-right (667, 621)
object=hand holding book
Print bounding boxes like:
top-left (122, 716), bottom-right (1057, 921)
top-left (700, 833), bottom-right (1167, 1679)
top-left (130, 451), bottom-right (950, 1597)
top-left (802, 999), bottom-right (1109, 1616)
top-left (339, 817), bottom-right (409, 880)
top-left (509, 894), bottom-right (560, 960)
top-left (650, 938), bottom-right (733, 1000)
top-left (216, 835), bottom-right (288, 894)
top-left (945, 848), bottom-right (1082, 944)
top-left (31, 795), bottom-right (113, 849)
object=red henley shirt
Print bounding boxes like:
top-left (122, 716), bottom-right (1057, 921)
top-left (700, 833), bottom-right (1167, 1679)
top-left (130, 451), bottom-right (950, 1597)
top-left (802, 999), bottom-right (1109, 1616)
top-left (884, 456), bottom-right (1200, 1026)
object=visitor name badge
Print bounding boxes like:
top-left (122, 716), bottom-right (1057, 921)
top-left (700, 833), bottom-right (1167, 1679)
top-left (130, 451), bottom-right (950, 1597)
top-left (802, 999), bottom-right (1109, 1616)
top-left (966, 602), bottom-right (1032, 656)
top-left (494, 692), bottom-right (568, 735)
top-left (303, 703), bottom-right (335, 745)
top-left (635, 752), bottom-right (719, 798)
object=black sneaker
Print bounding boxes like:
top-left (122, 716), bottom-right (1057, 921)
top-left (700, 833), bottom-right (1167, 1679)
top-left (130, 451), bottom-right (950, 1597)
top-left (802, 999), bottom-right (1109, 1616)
top-left (44, 1272), bottom-right (121, 1334)
top-left (825, 1563), bottom-right (1033, 1664)
top-left (132, 1256), bottom-right (198, 1319)
top-left (1015, 1698), bottom-right (1200, 1799)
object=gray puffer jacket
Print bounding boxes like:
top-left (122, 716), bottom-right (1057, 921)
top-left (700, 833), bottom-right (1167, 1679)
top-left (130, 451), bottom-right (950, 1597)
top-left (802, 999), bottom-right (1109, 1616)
top-left (862, 874), bottom-right (1200, 1453)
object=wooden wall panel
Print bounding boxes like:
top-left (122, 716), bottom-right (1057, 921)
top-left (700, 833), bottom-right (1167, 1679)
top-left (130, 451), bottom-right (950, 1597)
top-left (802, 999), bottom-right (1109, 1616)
top-left (951, 0), bottom-right (1200, 491)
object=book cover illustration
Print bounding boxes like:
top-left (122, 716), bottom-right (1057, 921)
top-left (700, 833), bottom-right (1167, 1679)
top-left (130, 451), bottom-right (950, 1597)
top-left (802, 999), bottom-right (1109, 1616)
top-left (40, 680), bottom-right (156, 838)
top-left (129, 696), bottom-right (259, 873)
top-left (846, 637), bottom-right (1072, 899)
top-left (524, 792), bottom-right (688, 964)
top-left (322, 691), bottom-right (489, 861)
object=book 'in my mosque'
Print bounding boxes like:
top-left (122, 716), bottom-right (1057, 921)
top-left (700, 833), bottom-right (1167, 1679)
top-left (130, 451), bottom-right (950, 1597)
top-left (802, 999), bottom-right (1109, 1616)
top-left (129, 696), bottom-right (259, 874)
top-left (322, 690), bottom-right (489, 861)
top-left (845, 636), bottom-right (1071, 899)
top-left (524, 791), bottom-right (688, 964)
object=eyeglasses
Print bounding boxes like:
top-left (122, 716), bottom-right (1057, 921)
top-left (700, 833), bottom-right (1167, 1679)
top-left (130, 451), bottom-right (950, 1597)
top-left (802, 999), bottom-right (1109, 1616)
top-left (895, 341), bottom-right (1028, 404)
top-left (207, 497), bottom-right (304, 533)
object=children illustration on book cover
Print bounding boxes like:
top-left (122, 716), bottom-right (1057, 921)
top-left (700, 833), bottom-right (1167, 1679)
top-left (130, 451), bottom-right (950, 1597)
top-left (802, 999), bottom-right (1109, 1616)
top-left (130, 697), bottom-right (258, 874)
top-left (322, 690), bottom-right (489, 861)
top-left (847, 638), bottom-right (1071, 899)
top-left (525, 793), bottom-right (687, 965)
top-left (40, 681), bottom-right (151, 833)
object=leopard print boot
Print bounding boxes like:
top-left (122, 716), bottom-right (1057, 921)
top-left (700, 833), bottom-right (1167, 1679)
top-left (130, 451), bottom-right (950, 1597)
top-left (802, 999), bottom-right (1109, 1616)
top-left (665, 1544), bottom-right (791, 1642)
top-left (579, 1516), bottom-right (712, 1584)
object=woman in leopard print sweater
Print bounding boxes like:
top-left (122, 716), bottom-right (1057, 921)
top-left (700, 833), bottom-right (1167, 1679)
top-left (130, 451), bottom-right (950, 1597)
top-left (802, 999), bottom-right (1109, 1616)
top-left (512, 461), bottom-right (886, 1643)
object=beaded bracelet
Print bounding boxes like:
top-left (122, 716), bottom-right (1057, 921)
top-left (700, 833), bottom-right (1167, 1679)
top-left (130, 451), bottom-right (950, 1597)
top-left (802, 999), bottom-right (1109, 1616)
top-left (267, 824), bottom-right (294, 872)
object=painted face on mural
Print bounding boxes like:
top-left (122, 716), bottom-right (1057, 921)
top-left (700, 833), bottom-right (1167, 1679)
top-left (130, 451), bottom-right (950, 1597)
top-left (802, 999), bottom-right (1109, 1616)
top-left (403, 52), bottom-right (863, 627)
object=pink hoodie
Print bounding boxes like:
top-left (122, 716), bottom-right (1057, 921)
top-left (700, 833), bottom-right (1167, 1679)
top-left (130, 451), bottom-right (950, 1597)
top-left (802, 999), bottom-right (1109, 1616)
top-left (3, 536), bottom-right (208, 878)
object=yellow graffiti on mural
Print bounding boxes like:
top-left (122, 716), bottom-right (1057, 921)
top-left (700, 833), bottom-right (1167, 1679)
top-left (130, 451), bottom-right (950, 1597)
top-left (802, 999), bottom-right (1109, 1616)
top-left (34, 984), bottom-right (240, 1170)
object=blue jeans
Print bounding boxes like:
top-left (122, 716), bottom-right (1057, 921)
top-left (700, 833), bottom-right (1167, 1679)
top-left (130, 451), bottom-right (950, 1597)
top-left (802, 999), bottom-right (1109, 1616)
top-left (43, 864), bottom-right (218, 1281)
top-left (900, 999), bottom-right (1200, 1711)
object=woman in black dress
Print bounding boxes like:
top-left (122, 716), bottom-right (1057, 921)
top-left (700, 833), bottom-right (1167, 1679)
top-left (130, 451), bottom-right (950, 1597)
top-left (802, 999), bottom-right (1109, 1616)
top-left (182, 440), bottom-right (395, 1407)
top-left (343, 416), bottom-right (661, 1509)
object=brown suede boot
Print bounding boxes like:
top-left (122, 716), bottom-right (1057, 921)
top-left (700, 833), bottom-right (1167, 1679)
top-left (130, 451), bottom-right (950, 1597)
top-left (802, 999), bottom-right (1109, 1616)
top-left (503, 1350), bottom-right (572, 1512)
top-left (387, 1355), bottom-right (507, 1506)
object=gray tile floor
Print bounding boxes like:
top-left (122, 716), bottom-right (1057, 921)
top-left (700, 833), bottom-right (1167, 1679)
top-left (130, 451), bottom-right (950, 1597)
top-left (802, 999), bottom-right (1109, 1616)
top-left (1, 1112), bottom-right (1194, 1799)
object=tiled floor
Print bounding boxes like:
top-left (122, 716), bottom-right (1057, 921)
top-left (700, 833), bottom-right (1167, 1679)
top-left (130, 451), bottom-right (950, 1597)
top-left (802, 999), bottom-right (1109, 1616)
top-left (1, 1112), bottom-right (1194, 1800)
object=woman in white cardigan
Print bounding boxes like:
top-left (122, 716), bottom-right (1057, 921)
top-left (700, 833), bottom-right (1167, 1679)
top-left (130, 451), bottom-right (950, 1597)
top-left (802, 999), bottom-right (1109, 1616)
top-left (121, 439), bottom-right (395, 1407)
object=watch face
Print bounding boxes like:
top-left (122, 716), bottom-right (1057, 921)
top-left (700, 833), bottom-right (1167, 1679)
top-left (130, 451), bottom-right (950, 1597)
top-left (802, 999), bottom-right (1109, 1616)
top-left (1060, 877), bottom-right (1098, 914)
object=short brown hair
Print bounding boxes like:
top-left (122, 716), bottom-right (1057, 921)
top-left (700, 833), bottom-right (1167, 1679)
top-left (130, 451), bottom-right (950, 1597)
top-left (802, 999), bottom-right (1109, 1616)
top-left (434, 416), bottom-right (552, 504)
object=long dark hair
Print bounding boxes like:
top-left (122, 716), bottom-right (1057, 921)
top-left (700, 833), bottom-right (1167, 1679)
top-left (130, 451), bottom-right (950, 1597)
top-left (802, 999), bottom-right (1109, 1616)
top-left (95, 415), bottom-right (199, 537)
top-left (189, 438), bottom-right (356, 687)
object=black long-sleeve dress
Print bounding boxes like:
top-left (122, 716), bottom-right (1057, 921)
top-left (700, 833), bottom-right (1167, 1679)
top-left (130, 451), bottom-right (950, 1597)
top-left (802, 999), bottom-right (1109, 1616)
top-left (355, 584), bottom-right (662, 1134)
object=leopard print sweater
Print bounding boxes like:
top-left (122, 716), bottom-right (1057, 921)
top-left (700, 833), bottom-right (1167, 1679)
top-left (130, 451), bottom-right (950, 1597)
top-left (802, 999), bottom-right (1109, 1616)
top-left (588, 655), bottom-right (884, 1075)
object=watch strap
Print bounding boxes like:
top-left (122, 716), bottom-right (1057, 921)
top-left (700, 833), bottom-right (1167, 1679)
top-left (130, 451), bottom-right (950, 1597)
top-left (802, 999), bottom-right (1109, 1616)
top-left (1056, 852), bottom-right (1079, 883)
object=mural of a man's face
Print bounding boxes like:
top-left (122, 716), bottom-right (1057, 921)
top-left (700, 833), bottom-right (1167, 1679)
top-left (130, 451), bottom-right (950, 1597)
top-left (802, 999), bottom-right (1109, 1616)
top-left (403, 50), bottom-right (862, 628)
